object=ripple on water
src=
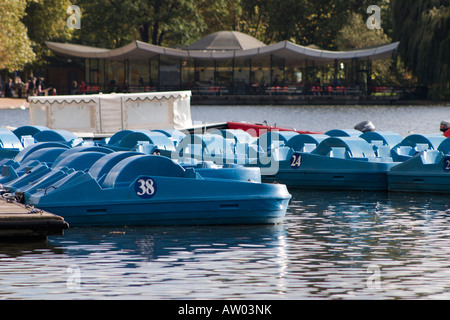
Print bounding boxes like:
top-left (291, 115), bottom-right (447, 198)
top-left (0, 186), bottom-right (450, 299)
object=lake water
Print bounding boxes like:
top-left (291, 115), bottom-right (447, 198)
top-left (0, 104), bottom-right (450, 300)
top-left (191, 104), bottom-right (450, 137)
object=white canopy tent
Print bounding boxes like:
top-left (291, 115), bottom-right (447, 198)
top-left (28, 91), bottom-right (192, 135)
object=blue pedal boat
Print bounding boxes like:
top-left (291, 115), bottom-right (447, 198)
top-left (98, 129), bottom-right (179, 157)
top-left (0, 128), bottom-right (24, 159)
top-left (388, 137), bottom-right (450, 193)
top-left (390, 134), bottom-right (446, 162)
top-left (265, 136), bottom-right (399, 191)
top-left (0, 145), bottom-right (114, 197)
top-left (25, 154), bottom-right (291, 227)
top-left (359, 131), bottom-right (403, 150)
top-left (173, 132), bottom-right (254, 165)
top-left (171, 130), bottom-right (400, 190)
top-left (12, 125), bottom-right (49, 142)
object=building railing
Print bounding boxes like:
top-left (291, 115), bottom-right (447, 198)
top-left (48, 83), bottom-right (428, 100)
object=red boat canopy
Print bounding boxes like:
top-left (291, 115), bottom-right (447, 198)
top-left (227, 121), bottom-right (322, 137)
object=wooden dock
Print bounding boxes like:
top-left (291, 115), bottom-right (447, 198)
top-left (0, 198), bottom-right (68, 241)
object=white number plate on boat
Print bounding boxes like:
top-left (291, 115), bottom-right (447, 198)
top-left (290, 153), bottom-right (302, 168)
top-left (443, 156), bottom-right (450, 173)
top-left (135, 177), bottom-right (157, 199)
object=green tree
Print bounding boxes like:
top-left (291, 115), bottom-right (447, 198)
top-left (0, 0), bottom-right (35, 71)
top-left (75, 0), bottom-right (206, 48)
top-left (336, 12), bottom-right (390, 50)
top-left (392, 0), bottom-right (450, 99)
top-left (136, 0), bottom-right (206, 46)
top-left (336, 12), bottom-right (414, 86)
top-left (237, 0), bottom-right (353, 49)
top-left (197, 0), bottom-right (357, 48)
top-left (198, 0), bottom-right (244, 35)
top-left (239, 0), bottom-right (270, 39)
top-left (23, 0), bottom-right (74, 69)
top-left (74, 0), bottom-right (139, 48)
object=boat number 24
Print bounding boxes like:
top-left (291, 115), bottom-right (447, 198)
top-left (290, 153), bottom-right (302, 169)
top-left (135, 177), bottom-right (157, 199)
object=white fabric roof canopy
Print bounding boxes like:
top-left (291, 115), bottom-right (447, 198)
top-left (46, 39), bottom-right (399, 66)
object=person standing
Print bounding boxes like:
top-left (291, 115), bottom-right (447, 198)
top-left (36, 77), bottom-right (42, 95)
top-left (28, 77), bottom-right (36, 96)
top-left (80, 81), bottom-right (86, 94)
top-left (37, 77), bottom-right (46, 95)
top-left (16, 78), bottom-right (24, 98)
top-left (71, 80), bottom-right (78, 95)
top-left (5, 78), bottom-right (14, 97)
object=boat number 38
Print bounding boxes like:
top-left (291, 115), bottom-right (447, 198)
top-left (443, 156), bottom-right (450, 173)
top-left (290, 153), bottom-right (302, 169)
top-left (135, 177), bottom-right (157, 199)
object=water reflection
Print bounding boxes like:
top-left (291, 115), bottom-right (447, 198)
top-left (65, 224), bottom-right (289, 299)
top-left (286, 189), bottom-right (450, 299)
top-left (0, 224), bottom-right (288, 299)
top-left (0, 241), bottom-right (64, 258)
top-left (1, 189), bottom-right (450, 299)
top-left (2, 105), bottom-right (450, 299)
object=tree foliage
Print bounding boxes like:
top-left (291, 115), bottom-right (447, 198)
top-left (200, 0), bottom-right (353, 49)
top-left (74, 0), bottom-right (206, 48)
top-left (336, 11), bottom-right (414, 86)
top-left (135, 0), bottom-right (206, 46)
top-left (23, 0), bottom-right (74, 68)
top-left (73, 0), bottom-right (139, 48)
top-left (199, 0), bottom-right (245, 36)
top-left (0, 0), bottom-right (35, 71)
top-left (264, 0), bottom-right (350, 49)
top-left (72, 0), bottom-right (361, 49)
top-left (392, 0), bottom-right (450, 98)
top-left (336, 13), bottom-right (390, 50)
top-left (0, 0), bottom-right (447, 98)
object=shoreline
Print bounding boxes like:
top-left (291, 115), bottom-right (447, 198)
top-left (0, 98), bottom-right (29, 109)
top-left (0, 97), bottom-right (448, 110)
top-left (192, 96), bottom-right (449, 106)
